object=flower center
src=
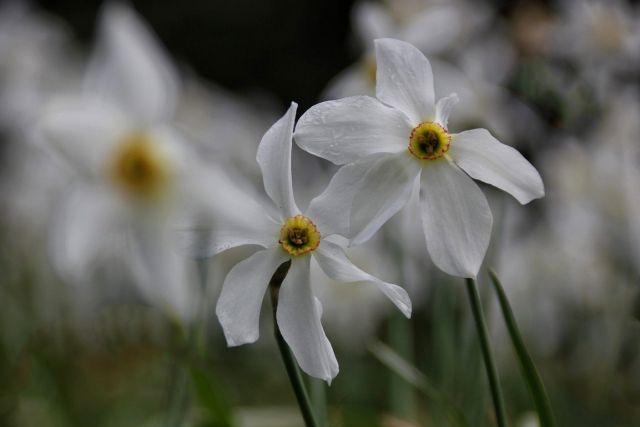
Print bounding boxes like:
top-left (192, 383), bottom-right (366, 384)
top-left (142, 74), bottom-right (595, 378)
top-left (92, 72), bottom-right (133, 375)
top-left (361, 55), bottom-right (377, 87)
top-left (279, 215), bottom-right (321, 256)
top-left (109, 131), bottom-right (171, 202)
top-left (408, 122), bottom-right (451, 160)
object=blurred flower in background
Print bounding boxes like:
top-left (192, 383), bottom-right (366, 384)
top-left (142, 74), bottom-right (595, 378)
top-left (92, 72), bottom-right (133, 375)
top-left (38, 3), bottom-right (220, 322)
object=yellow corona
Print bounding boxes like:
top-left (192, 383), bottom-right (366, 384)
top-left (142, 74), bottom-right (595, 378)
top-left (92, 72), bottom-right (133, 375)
top-left (408, 121), bottom-right (451, 160)
top-left (109, 131), bottom-right (171, 202)
top-left (279, 215), bottom-right (321, 256)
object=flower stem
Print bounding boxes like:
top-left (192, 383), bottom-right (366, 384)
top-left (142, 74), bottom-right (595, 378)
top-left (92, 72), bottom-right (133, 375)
top-left (309, 377), bottom-right (327, 427)
top-left (464, 278), bottom-right (508, 427)
top-left (269, 261), bottom-right (319, 427)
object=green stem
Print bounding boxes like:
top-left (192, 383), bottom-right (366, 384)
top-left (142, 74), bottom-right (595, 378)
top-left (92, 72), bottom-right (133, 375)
top-left (269, 261), bottom-right (319, 427)
top-left (309, 377), bottom-right (327, 427)
top-left (464, 278), bottom-right (508, 427)
top-left (489, 269), bottom-right (556, 427)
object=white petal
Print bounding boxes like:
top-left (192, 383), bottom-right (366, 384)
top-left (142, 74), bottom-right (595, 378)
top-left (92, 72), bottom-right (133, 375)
top-left (450, 129), bottom-right (545, 204)
top-left (306, 152), bottom-right (419, 241)
top-left (294, 96), bottom-right (412, 165)
top-left (84, 3), bottom-right (179, 124)
top-left (420, 160), bottom-right (493, 278)
top-left (374, 38), bottom-right (435, 125)
top-left (257, 102), bottom-right (299, 218)
top-left (314, 241), bottom-right (411, 317)
top-left (216, 246), bottom-right (289, 346)
top-left (38, 98), bottom-right (128, 178)
top-left (304, 157), bottom-right (373, 239)
top-left (352, 153), bottom-right (420, 245)
top-left (277, 257), bottom-right (339, 383)
top-left (435, 93), bottom-right (459, 129)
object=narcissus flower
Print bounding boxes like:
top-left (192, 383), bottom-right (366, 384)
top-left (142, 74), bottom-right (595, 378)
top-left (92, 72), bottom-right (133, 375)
top-left (295, 38), bottom-right (544, 278)
top-left (213, 102), bottom-right (411, 383)
top-left (38, 3), bottom-right (218, 321)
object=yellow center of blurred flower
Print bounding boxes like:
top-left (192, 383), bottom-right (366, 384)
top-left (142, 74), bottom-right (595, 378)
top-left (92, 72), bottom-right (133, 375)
top-left (109, 131), bottom-right (171, 202)
top-left (279, 215), bottom-right (321, 256)
top-left (361, 55), bottom-right (377, 87)
top-left (408, 122), bottom-right (450, 160)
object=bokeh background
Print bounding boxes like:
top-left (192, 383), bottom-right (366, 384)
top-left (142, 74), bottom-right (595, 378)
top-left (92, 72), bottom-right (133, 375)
top-left (1, 0), bottom-right (639, 426)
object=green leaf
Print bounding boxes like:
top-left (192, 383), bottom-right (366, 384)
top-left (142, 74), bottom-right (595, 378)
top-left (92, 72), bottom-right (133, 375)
top-left (488, 269), bottom-right (557, 427)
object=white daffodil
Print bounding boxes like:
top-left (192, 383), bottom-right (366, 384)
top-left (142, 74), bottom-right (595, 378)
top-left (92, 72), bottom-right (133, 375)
top-left (295, 38), bottom-right (545, 278)
top-left (323, 0), bottom-right (491, 99)
top-left (38, 3), bottom-right (217, 322)
top-left (213, 102), bottom-right (411, 383)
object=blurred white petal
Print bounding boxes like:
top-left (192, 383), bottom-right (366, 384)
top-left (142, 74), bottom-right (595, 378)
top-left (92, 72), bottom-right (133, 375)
top-left (399, 5), bottom-right (462, 55)
top-left (37, 98), bottom-right (128, 179)
top-left (176, 166), bottom-right (279, 257)
top-left (84, 2), bottom-right (179, 123)
top-left (321, 62), bottom-right (375, 99)
top-left (50, 185), bottom-right (125, 284)
top-left (129, 224), bottom-right (200, 323)
top-left (352, 2), bottom-right (393, 46)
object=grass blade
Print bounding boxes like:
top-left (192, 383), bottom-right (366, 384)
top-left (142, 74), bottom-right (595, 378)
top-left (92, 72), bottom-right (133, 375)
top-left (489, 269), bottom-right (556, 427)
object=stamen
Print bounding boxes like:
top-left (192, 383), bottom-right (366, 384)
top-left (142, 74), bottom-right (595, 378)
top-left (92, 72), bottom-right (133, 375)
top-left (288, 227), bottom-right (309, 246)
top-left (408, 122), bottom-right (450, 160)
top-left (279, 215), bottom-right (321, 256)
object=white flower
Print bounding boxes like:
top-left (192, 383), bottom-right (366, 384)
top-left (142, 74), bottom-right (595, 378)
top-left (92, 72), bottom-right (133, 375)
top-left (323, 0), bottom-right (491, 99)
top-left (38, 3), bottom-right (215, 321)
top-left (212, 102), bottom-right (411, 383)
top-left (295, 38), bottom-right (545, 278)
